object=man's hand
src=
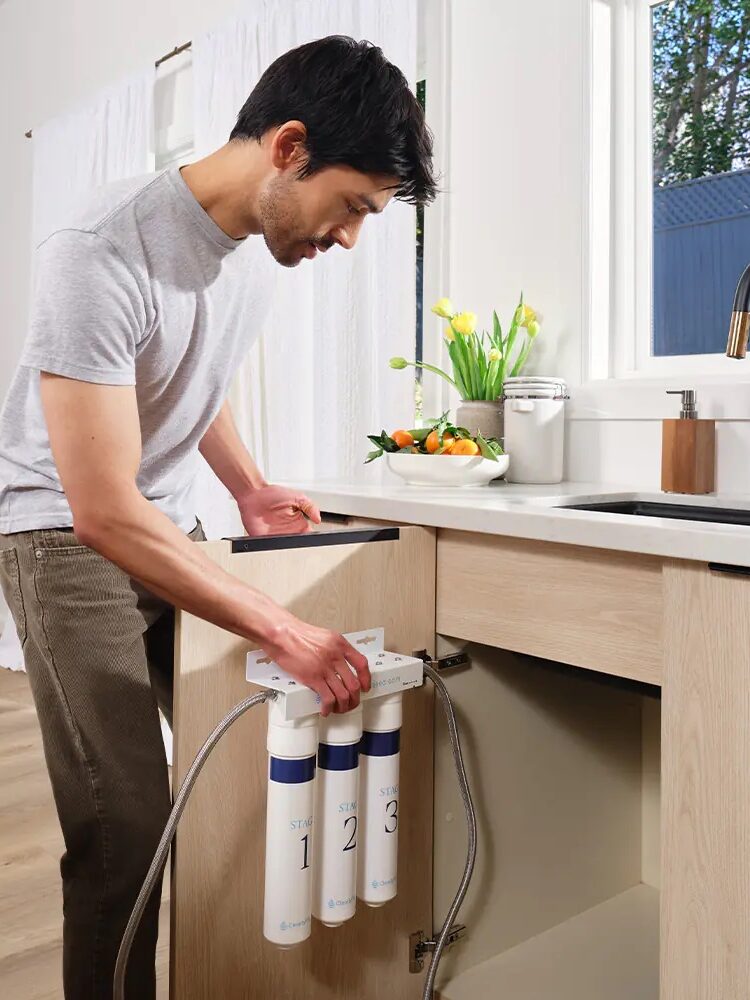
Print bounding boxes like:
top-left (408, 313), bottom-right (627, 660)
top-left (264, 618), bottom-right (371, 716)
top-left (237, 484), bottom-right (322, 536)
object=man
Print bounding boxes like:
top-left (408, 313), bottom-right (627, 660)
top-left (0, 35), bottom-right (436, 999)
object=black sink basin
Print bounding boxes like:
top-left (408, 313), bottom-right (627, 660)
top-left (561, 500), bottom-right (750, 527)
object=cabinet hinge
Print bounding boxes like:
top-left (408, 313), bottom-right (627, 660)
top-left (414, 649), bottom-right (471, 672)
top-left (409, 924), bottom-right (467, 973)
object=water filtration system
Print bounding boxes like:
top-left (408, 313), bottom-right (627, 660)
top-left (114, 628), bottom-right (476, 1000)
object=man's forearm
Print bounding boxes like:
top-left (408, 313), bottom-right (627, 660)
top-left (77, 486), bottom-right (289, 648)
top-left (199, 401), bottom-right (267, 497)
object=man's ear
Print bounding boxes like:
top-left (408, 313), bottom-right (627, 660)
top-left (269, 120), bottom-right (308, 171)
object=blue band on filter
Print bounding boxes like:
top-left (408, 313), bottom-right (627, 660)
top-left (360, 729), bottom-right (401, 757)
top-left (318, 742), bottom-right (360, 771)
top-left (269, 755), bottom-right (316, 784)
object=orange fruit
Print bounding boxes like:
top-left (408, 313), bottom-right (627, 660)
top-left (426, 430), bottom-right (456, 453)
top-left (450, 438), bottom-right (480, 456)
top-left (391, 429), bottom-right (415, 448)
top-left (425, 429), bottom-right (441, 453)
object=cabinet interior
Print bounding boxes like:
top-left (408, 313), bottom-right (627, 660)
top-left (432, 642), bottom-right (661, 1000)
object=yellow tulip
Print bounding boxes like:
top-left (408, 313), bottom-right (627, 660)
top-left (488, 347), bottom-right (501, 362)
top-left (444, 324), bottom-right (455, 342)
top-left (431, 297), bottom-right (455, 320)
top-left (451, 311), bottom-right (478, 336)
top-left (517, 304), bottom-right (538, 328)
top-left (526, 319), bottom-right (540, 339)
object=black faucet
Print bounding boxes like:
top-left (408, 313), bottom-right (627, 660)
top-left (727, 263), bottom-right (750, 358)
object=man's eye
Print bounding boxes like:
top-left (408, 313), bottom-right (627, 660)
top-left (347, 203), bottom-right (360, 216)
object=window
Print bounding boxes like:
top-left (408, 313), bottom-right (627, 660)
top-left (652, 0), bottom-right (750, 358)
top-left (588, 0), bottom-right (750, 379)
top-left (154, 48), bottom-right (194, 170)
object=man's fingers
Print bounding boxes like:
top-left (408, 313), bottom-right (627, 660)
top-left (342, 638), bottom-right (372, 692)
top-left (314, 679), bottom-right (336, 717)
top-left (296, 495), bottom-right (322, 524)
top-left (334, 658), bottom-right (361, 708)
top-left (326, 670), bottom-right (351, 714)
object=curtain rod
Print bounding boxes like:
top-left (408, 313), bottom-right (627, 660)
top-left (24, 40), bottom-right (192, 138)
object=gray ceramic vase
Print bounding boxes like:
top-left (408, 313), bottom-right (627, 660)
top-left (455, 399), bottom-right (504, 442)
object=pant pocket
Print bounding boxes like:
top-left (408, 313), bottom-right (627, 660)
top-left (0, 548), bottom-right (28, 647)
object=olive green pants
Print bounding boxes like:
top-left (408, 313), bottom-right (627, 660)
top-left (0, 520), bottom-right (205, 1000)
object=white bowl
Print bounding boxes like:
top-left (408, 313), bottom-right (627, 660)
top-left (386, 452), bottom-right (509, 487)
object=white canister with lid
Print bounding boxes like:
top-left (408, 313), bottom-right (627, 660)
top-left (503, 377), bottom-right (567, 484)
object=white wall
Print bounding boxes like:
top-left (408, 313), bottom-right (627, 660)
top-left (0, 0), bottom-right (245, 401)
top-left (447, 0), bottom-right (587, 388)
top-left (445, 0), bottom-right (750, 493)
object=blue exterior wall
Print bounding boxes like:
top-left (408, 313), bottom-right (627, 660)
top-left (653, 169), bottom-right (750, 356)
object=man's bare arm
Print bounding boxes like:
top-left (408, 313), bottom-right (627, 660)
top-left (40, 374), bottom-right (370, 712)
top-left (199, 400), bottom-right (268, 497)
top-left (199, 400), bottom-right (322, 535)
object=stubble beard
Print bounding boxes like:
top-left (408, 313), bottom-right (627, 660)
top-left (259, 173), bottom-right (309, 268)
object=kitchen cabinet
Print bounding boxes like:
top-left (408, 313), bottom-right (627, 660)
top-left (171, 526), bottom-right (436, 1000)
top-left (171, 513), bottom-right (750, 1000)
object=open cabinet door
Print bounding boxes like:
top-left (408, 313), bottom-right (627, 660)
top-left (171, 525), bottom-right (436, 999)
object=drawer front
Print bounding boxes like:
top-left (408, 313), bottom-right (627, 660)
top-left (436, 530), bottom-right (663, 685)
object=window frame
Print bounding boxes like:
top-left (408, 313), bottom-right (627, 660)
top-left (153, 47), bottom-right (195, 171)
top-left (417, 0), bottom-right (453, 425)
top-left (577, 0), bottom-right (750, 421)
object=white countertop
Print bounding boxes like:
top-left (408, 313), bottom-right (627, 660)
top-left (277, 479), bottom-right (750, 565)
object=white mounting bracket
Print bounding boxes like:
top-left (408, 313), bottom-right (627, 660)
top-left (246, 627), bottom-right (425, 721)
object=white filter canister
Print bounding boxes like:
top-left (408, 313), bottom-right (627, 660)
top-left (357, 694), bottom-right (402, 908)
top-left (264, 704), bottom-right (319, 948)
top-left (313, 707), bottom-right (363, 927)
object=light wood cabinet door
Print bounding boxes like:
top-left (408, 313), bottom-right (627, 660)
top-left (662, 561), bottom-right (750, 1000)
top-left (171, 526), bottom-right (436, 1000)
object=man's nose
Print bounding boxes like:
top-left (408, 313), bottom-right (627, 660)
top-left (331, 217), bottom-right (364, 251)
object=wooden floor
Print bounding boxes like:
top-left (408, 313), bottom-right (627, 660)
top-left (0, 666), bottom-right (170, 999)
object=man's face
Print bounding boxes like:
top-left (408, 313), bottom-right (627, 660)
top-left (257, 164), bottom-right (397, 267)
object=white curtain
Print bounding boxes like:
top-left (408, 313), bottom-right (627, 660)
top-left (191, 0), bottom-right (418, 537)
top-left (31, 70), bottom-right (154, 248)
top-left (0, 70), bottom-right (154, 672)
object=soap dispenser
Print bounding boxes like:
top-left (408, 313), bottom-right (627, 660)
top-left (661, 389), bottom-right (715, 494)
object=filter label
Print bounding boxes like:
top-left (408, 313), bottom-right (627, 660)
top-left (280, 916), bottom-right (311, 932)
top-left (289, 815), bottom-right (313, 830)
top-left (326, 894), bottom-right (356, 910)
top-left (371, 877), bottom-right (397, 890)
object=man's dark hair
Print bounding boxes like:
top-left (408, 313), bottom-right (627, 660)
top-left (229, 35), bottom-right (437, 206)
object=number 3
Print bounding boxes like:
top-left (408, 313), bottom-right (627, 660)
top-left (385, 799), bottom-right (398, 834)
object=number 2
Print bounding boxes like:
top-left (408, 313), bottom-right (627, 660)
top-left (343, 815), bottom-right (357, 851)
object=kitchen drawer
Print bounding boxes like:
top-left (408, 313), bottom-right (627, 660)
top-left (436, 529), bottom-right (663, 686)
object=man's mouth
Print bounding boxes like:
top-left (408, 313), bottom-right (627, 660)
top-left (305, 239), bottom-right (333, 258)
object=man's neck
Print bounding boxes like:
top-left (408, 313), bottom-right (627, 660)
top-left (179, 144), bottom-right (263, 240)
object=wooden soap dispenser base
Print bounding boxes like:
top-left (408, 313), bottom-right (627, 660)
top-left (661, 389), bottom-right (715, 495)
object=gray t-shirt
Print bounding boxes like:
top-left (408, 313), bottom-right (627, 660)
top-left (0, 166), bottom-right (273, 534)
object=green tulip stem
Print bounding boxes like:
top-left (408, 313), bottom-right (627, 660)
top-left (397, 359), bottom-right (458, 388)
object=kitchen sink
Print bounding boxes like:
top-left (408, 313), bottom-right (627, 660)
top-left (560, 500), bottom-right (750, 527)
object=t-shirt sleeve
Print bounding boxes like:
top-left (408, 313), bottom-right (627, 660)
top-left (21, 229), bottom-right (148, 386)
